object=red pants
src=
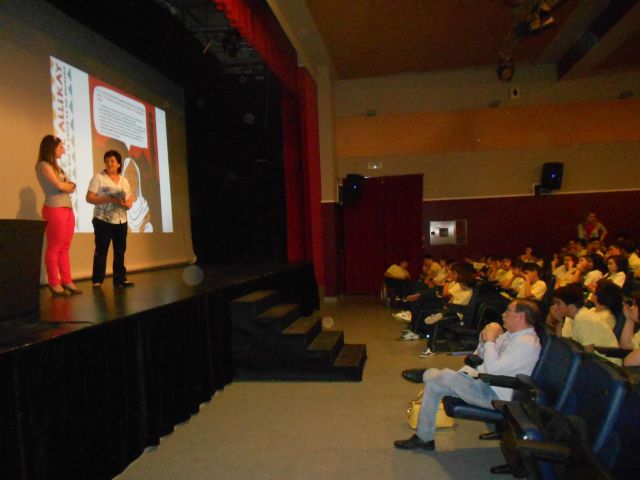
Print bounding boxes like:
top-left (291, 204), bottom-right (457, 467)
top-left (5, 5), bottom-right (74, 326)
top-left (42, 205), bottom-right (75, 286)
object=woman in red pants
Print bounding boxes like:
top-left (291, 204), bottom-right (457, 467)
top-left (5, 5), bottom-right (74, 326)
top-left (35, 135), bottom-right (81, 296)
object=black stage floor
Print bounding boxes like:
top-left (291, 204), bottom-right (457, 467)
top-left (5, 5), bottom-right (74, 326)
top-left (0, 262), bottom-right (319, 480)
top-left (1, 262), bottom-right (319, 354)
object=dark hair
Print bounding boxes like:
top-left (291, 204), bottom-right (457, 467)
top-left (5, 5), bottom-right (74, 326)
top-left (453, 264), bottom-right (476, 287)
top-left (594, 279), bottom-right (623, 317)
top-left (563, 253), bottom-right (578, 265)
top-left (423, 254), bottom-right (433, 260)
top-left (103, 149), bottom-right (123, 174)
top-left (552, 284), bottom-right (585, 309)
top-left (616, 239), bottom-right (637, 255)
top-left (577, 238), bottom-right (588, 248)
top-left (522, 262), bottom-right (540, 274)
top-left (37, 135), bottom-right (62, 171)
top-left (590, 254), bottom-right (607, 274)
top-left (513, 299), bottom-right (542, 327)
top-left (606, 255), bottom-right (628, 273)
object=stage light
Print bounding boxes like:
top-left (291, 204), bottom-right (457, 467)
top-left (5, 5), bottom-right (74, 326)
top-left (497, 61), bottom-right (515, 82)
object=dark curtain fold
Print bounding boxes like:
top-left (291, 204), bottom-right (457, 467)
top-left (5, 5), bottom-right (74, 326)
top-left (297, 67), bottom-right (324, 284)
top-left (211, 1), bottom-right (323, 280)
top-left (344, 175), bottom-right (423, 294)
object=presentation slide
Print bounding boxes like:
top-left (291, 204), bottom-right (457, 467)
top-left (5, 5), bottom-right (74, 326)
top-left (50, 56), bottom-right (173, 233)
top-left (0, 0), bottom-right (195, 281)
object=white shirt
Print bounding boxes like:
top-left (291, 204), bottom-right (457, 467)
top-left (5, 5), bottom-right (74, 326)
top-left (475, 327), bottom-right (541, 401)
top-left (517, 279), bottom-right (547, 301)
top-left (605, 271), bottom-right (626, 289)
top-left (583, 269), bottom-right (603, 287)
top-left (87, 171), bottom-right (132, 224)
top-left (628, 252), bottom-right (640, 278)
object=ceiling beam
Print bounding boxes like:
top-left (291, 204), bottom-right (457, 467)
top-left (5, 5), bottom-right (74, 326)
top-left (558, 0), bottom-right (640, 79)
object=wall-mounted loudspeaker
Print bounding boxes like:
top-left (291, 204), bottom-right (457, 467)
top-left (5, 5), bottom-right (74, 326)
top-left (540, 162), bottom-right (563, 190)
top-left (343, 174), bottom-right (365, 206)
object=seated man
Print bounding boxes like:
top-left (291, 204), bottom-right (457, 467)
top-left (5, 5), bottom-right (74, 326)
top-left (516, 262), bottom-right (547, 301)
top-left (384, 258), bottom-right (411, 299)
top-left (394, 299), bottom-right (542, 451)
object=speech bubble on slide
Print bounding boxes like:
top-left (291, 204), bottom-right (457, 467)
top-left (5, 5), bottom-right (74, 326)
top-left (93, 86), bottom-right (148, 150)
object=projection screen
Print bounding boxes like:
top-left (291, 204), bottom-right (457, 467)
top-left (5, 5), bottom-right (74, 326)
top-left (0, 0), bottom-right (196, 282)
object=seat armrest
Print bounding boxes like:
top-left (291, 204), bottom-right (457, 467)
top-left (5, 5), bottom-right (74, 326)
top-left (479, 373), bottom-right (523, 389)
top-left (594, 346), bottom-right (632, 359)
top-left (514, 438), bottom-right (572, 463)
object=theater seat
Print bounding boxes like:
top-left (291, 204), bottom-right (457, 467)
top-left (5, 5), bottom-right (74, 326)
top-left (495, 354), bottom-right (629, 479)
top-left (442, 337), bottom-right (583, 439)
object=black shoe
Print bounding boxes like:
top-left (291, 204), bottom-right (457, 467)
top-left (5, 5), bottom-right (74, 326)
top-left (394, 435), bottom-right (435, 451)
top-left (402, 368), bottom-right (426, 383)
top-left (115, 281), bottom-right (135, 288)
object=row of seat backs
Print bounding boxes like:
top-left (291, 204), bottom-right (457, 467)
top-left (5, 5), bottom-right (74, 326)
top-left (500, 353), bottom-right (629, 479)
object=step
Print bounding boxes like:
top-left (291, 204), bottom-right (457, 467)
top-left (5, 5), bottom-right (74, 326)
top-left (234, 342), bottom-right (367, 382)
top-left (330, 344), bottom-right (368, 381)
top-left (281, 317), bottom-right (322, 348)
top-left (230, 290), bottom-right (278, 324)
top-left (306, 330), bottom-right (344, 364)
top-left (255, 304), bottom-right (300, 332)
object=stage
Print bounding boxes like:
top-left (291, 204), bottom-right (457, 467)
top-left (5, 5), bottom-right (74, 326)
top-left (0, 262), bottom-right (319, 480)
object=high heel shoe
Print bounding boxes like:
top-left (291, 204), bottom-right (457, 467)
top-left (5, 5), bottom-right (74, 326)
top-left (48, 285), bottom-right (69, 297)
top-left (62, 284), bottom-right (83, 295)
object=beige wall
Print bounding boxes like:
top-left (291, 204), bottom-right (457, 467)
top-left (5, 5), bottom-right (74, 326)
top-left (333, 66), bottom-right (640, 199)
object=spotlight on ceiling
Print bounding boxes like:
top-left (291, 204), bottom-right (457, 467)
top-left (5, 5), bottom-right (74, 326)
top-left (515, 1), bottom-right (555, 38)
top-left (496, 60), bottom-right (515, 82)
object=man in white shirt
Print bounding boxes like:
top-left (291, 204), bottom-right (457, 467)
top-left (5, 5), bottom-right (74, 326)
top-left (394, 299), bottom-right (541, 451)
top-left (517, 263), bottom-right (547, 301)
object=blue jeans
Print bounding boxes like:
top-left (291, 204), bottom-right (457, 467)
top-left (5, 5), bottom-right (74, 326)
top-left (416, 368), bottom-right (499, 442)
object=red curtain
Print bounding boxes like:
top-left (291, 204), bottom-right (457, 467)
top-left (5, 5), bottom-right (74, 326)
top-left (212, 0), bottom-right (297, 93)
top-left (297, 68), bottom-right (324, 284)
top-left (212, 1), bottom-right (324, 282)
top-left (344, 175), bottom-right (423, 294)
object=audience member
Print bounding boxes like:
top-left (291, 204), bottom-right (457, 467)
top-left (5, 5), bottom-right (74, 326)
top-left (394, 300), bottom-right (541, 452)
top-left (398, 265), bottom-right (474, 343)
top-left (603, 255), bottom-right (627, 289)
top-left (620, 294), bottom-right (640, 366)
top-left (577, 211), bottom-right (607, 241)
top-left (547, 283), bottom-right (620, 365)
top-left (516, 263), bottom-right (547, 301)
top-left (575, 254), bottom-right (604, 290)
top-left (553, 253), bottom-right (577, 289)
top-left (384, 258), bottom-right (411, 298)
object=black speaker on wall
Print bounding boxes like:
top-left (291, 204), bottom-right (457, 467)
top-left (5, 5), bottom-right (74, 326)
top-left (343, 174), bottom-right (365, 206)
top-left (540, 162), bottom-right (563, 190)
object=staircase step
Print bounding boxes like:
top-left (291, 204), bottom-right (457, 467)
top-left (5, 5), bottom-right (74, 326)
top-left (282, 317), bottom-right (322, 347)
top-left (334, 344), bottom-right (367, 368)
top-left (256, 304), bottom-right (300, 331)
top-left (230, 290), bottom-right (278, 323)
top-left (307, 330), bottom-right (344, 363)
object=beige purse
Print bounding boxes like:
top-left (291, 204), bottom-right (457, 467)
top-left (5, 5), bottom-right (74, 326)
top-left (407, 389), bottom-right (455, 429)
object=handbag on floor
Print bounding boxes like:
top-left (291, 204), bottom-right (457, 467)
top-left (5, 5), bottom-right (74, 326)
top-left (407, 389), bottom-right (455, 429)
